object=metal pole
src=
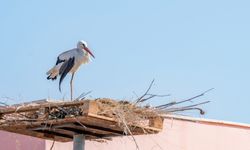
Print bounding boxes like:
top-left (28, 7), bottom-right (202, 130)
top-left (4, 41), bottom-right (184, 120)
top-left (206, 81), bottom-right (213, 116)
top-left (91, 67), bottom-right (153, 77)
top-left (73, 134), bottom-right (85, 150)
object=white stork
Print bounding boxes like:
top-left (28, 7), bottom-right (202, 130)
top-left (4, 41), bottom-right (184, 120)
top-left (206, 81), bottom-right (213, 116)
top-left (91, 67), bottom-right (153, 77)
top-left (47, 40), bottom-right (95, 100)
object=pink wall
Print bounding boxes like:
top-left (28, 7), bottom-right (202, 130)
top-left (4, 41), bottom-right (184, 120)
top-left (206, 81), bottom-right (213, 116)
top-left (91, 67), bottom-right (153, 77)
top-left (46, 117), bottom-right (250, 150)
top-left (0, 131), bottom-right (45, 150)
top-left (1, 116), bottom-right (250, 150)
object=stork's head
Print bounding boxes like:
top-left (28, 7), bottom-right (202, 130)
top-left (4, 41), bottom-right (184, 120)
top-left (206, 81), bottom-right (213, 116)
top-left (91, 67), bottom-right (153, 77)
top-left (77, 40), bottom-right (95, 58)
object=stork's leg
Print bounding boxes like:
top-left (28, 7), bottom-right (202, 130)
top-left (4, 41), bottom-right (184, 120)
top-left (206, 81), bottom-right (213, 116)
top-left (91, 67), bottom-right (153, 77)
top-left (70, 73), bottom-right (75, 101)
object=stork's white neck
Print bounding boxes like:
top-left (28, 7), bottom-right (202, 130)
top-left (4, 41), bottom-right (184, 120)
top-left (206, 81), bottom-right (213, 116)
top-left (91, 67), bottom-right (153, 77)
top-left (84, 51), bottom-right (90, 57)
top-left (82, 51), bottom-right (91, 64)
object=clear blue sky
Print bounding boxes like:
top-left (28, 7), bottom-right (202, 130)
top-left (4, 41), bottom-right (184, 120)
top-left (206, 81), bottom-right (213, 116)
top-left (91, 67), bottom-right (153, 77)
top-left (0, 1), bottom-right (249, 123)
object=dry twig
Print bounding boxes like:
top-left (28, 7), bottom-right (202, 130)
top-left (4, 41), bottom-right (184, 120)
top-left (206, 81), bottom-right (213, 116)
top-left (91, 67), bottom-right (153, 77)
top-left (0, 102), bottom-right (8, 106)
top-left (75, 91), bottom-right (92, 101)
top-left (50, 140), bottom-right (55, 150)
top-left (135, 80), bottom-right (170, 104)
top-left (156, 88), bottom-right (214, 109)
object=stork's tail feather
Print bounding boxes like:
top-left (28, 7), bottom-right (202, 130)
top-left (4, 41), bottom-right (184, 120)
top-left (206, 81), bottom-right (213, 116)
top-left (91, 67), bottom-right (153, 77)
top-left (47, 75), bottom-right (57, 80)
top-left (46, 66), bottom-right (60, 81)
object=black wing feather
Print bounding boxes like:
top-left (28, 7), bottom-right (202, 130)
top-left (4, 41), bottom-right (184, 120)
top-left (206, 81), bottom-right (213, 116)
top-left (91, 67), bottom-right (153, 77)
top-left (56, 57), bottom-right (65, 65)
top-left (58, 57), bottom-right (75, 92)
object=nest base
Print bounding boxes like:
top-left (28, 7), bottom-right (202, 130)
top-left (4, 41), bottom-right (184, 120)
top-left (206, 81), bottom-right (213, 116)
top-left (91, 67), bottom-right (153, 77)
top-left (0, 99), bottom-right (163, 142)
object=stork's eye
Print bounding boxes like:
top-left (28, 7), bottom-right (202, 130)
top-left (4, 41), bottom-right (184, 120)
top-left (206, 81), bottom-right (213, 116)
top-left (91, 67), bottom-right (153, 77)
top-left (82, 44), bottom-right (86, 47)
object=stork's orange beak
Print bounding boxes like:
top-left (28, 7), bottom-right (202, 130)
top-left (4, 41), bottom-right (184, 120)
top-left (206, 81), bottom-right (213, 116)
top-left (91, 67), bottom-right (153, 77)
top-left (84, 47), bottom-right (95, 58)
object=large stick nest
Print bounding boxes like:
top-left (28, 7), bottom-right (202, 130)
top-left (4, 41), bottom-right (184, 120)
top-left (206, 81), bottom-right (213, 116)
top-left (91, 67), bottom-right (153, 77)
top-left (0, 80), bottom-right (212, 136)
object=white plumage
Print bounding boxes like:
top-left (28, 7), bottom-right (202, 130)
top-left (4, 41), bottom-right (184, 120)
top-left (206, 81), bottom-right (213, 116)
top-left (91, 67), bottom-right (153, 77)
top-left (47, 40), bottom-right (95, 100)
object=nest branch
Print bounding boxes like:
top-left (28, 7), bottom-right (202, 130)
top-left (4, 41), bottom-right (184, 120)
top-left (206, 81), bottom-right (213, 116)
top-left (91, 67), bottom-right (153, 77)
top-left (156, 88), bottom-right (214, 109)
top-left (163, 101), bottom-right (210, 115)
top-left (75, 91), bottom-right (92, 101)
top-left (0, 102), bottom-right (9, 106)
top-left (135, 80), bottom-right (170, 104)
